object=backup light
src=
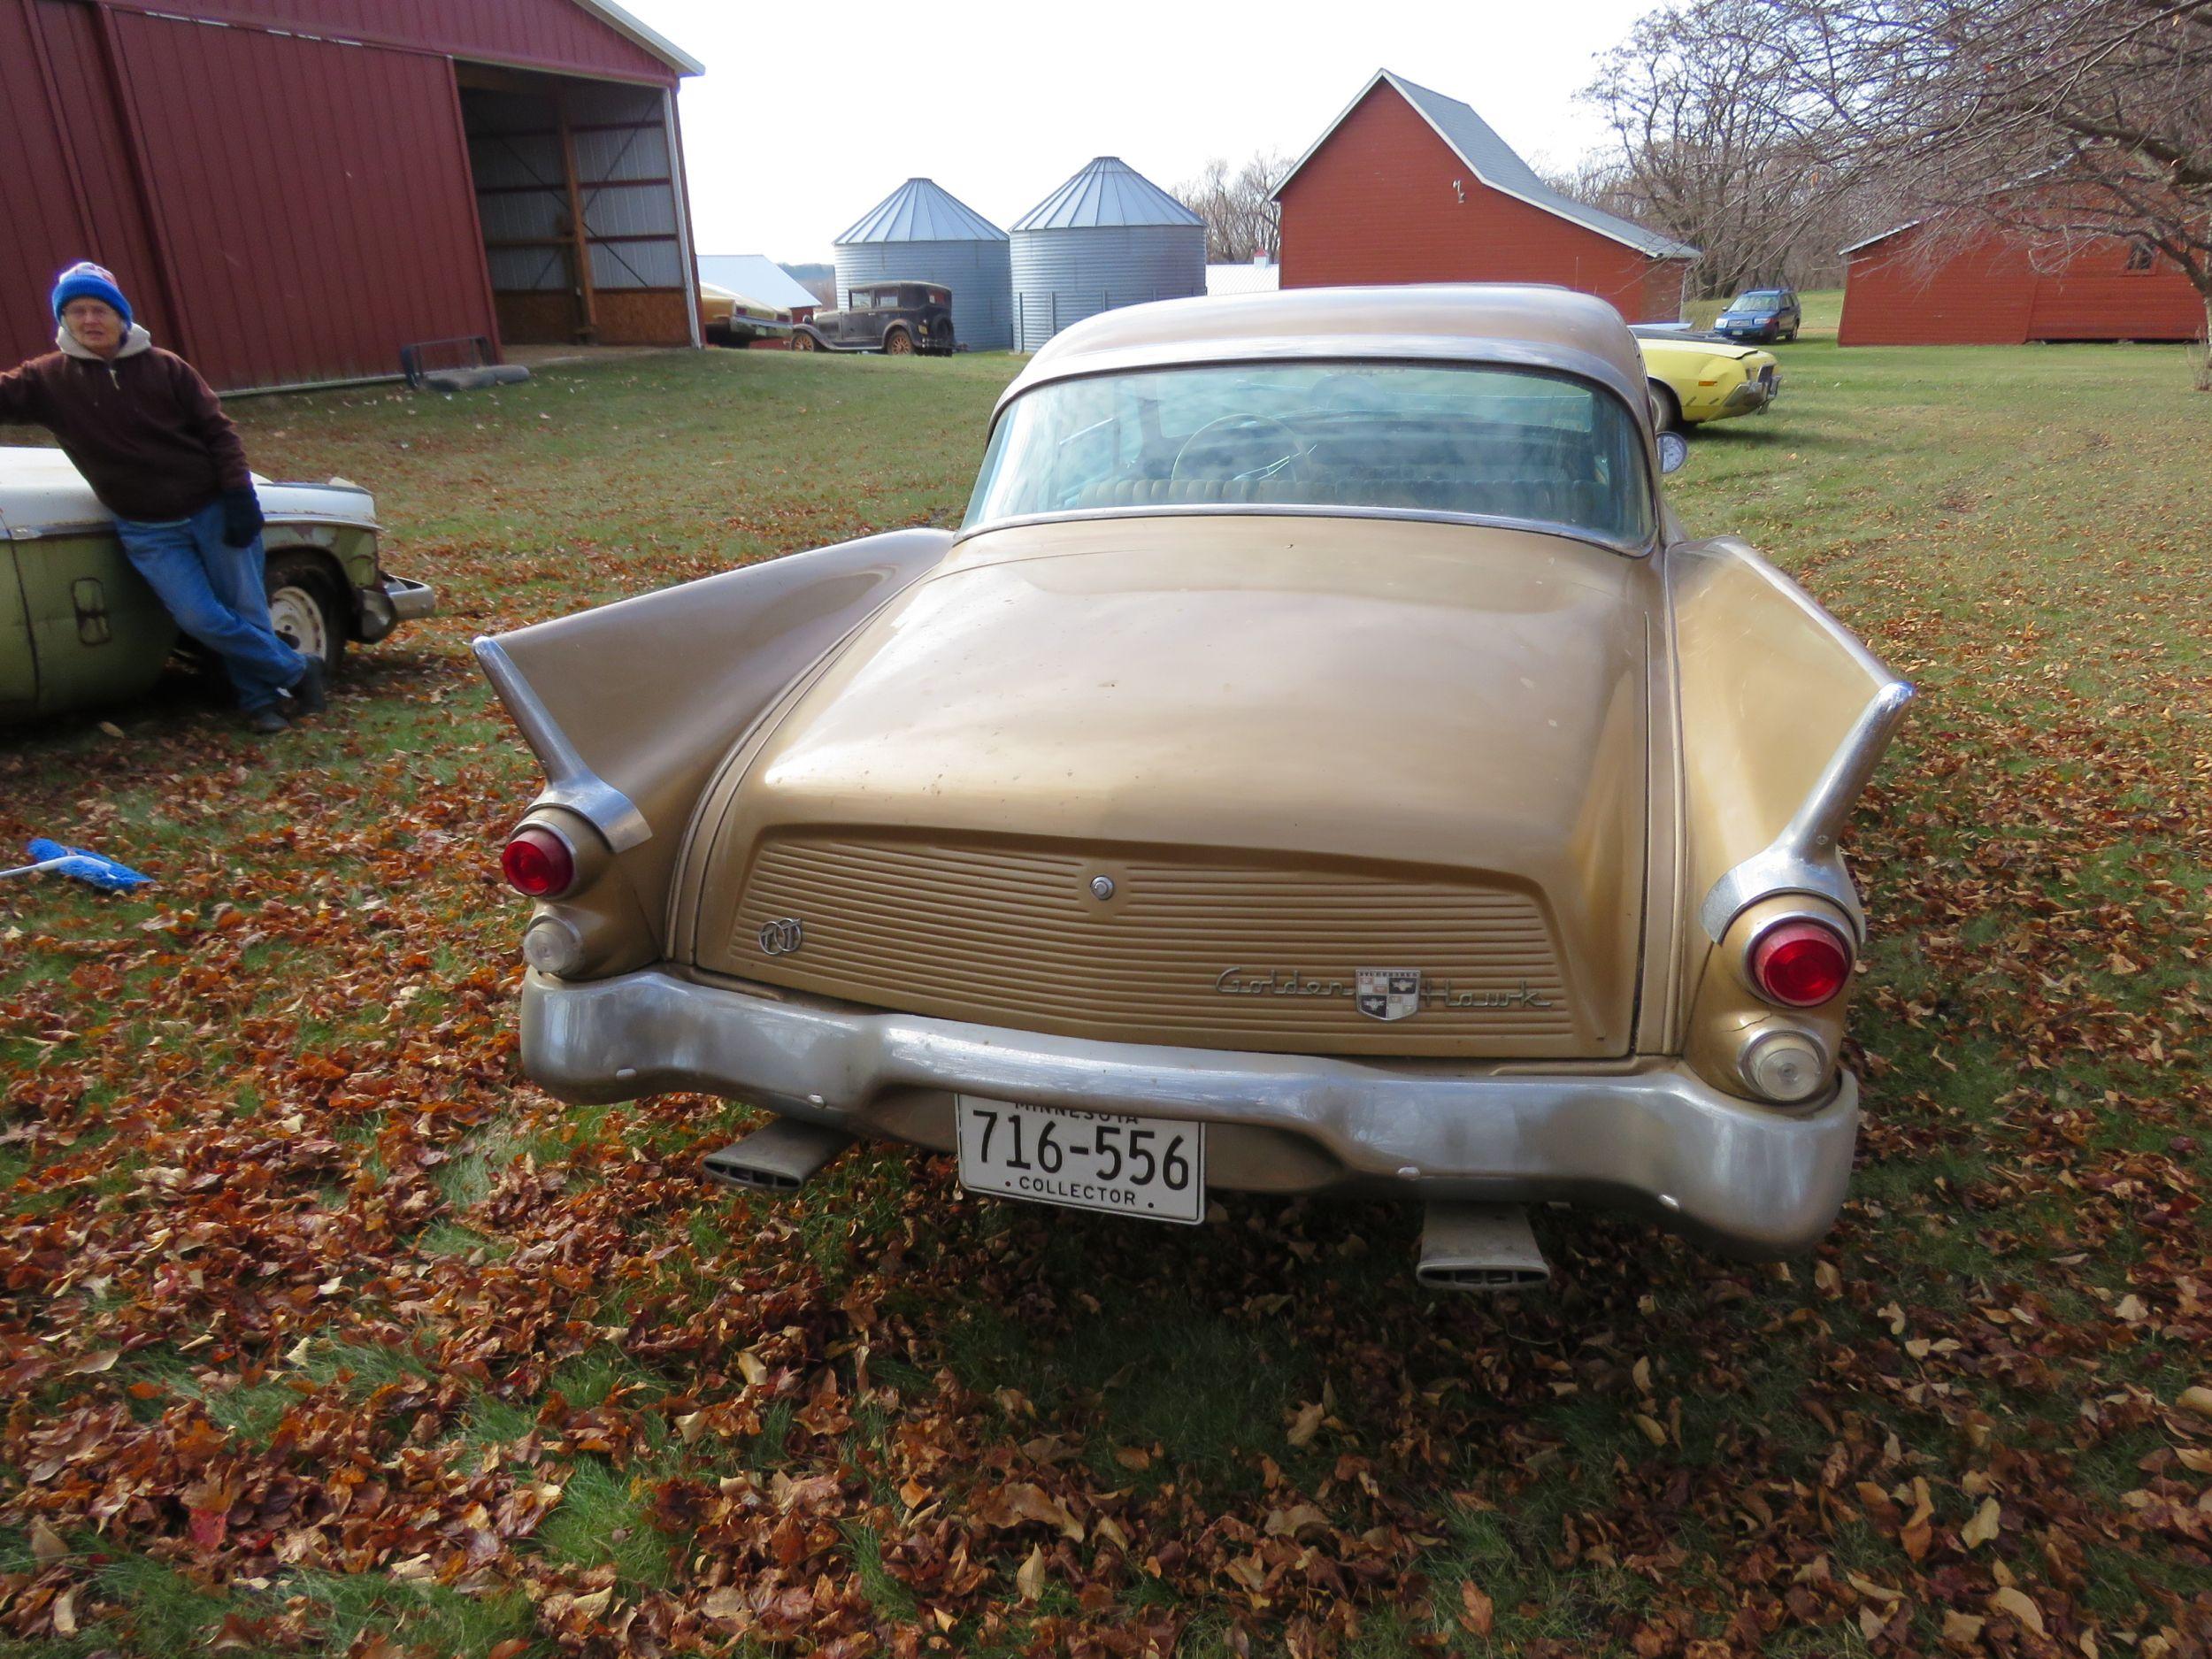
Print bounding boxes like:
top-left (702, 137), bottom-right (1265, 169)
top-left (523, 914), bottom-right (586, 975)
top-left (1742, 1029), bottom-right (1828, 1102)
top-left (501, 826), bottom-right (575, 899)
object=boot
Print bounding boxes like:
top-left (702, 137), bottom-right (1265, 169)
top-left (288, 656), bottom-right (328, 715)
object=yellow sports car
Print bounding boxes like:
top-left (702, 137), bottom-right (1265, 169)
top-left (1632, 326), bottom-right (1781, 430)
top-left (697, 282), bottom-right (789, 349)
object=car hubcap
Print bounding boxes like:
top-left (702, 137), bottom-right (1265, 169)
top-left (268, 585), bottom-right (327, 659)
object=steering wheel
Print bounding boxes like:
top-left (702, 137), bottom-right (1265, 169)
top-left (1170, 412), bottom-right (1308, 485)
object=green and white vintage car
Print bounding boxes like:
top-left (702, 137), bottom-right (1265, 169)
top-left (0, 447), bottom-right (433, 722)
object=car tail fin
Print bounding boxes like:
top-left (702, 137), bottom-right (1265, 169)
top-left (1671, 536), bottom-right (1911, 948)
top-left (474, 526), bottom-right (951, 925)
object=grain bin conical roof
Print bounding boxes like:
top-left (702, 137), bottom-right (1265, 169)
top-left (835, 178), bottom-right (1007, 245)
top-left (1011, 157), bottom-right (1202, 232)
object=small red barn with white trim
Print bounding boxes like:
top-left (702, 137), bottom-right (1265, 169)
top-left (1274, 69), bottom-right (1698, 324)
top-left (1839, 218), bottom-right (2203, 346)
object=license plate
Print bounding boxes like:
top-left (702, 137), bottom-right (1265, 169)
top-left (955, 1098), bottom-right (1206, 1225)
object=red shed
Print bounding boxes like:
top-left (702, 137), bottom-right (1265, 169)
top-left (1, 0), bottom-right (703, 391)
top-left (1274, 69), bottom-right (1698, 323)
top-left (1839, 216), bottom-right (2204, 346)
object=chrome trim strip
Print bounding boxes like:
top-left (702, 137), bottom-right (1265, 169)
top-left (1700, 679), bottom-right (1915, 943)
top-left (956, 502), bottom-right (1656, 559)
top-left (991, 338), bottom-right (1649, 426)
top-left (8, 511), bottom-right (381, 541)
top-left (4, 519), bottom-right (111, 541)
top-left (520, 969), bottom-right (1860, 1256)
top-left (264, 511), bottom-right (383, 534)
top-left (472, 636), bottom-right (652, 852)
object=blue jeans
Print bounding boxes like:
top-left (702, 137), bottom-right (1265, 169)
top-left (115, 498), bottom-right (307, 712)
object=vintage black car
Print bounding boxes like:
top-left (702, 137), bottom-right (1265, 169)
top-left (789, 281), bottom-right (956, 356)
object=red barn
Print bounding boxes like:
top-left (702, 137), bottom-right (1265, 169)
top-left (1, 0), bottom-right (703, 392)
top-left (1839, 218), bottom-right (2204, 346)
top-left (1274, 69), bottom-right (1697, 323)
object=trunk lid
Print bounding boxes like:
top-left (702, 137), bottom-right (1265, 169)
top-left (680, 515), bottom-right (1653, 1057)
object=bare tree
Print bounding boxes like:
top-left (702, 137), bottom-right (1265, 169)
top-left (1175, 151), bottom-right (1288, 264)
top-left (1578, 0), bottom-right (1879, 296)
top-left (1724, 0), bottom-right (2212, 385)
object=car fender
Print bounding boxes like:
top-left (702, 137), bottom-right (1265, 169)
top-left (1667, 536), bottom-right (1911, 958)
top-left (474, 527), bottom-right (954, 935)
top-left (263, 520), bottom-right (380, 606)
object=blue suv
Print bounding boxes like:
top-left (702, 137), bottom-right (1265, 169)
top-left (1716, 288), bottom-right (1801, 343)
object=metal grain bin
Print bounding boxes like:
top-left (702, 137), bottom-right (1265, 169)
top-left (1010, 157), bottom-right (1206, 351)
top-left (833, 179), bottom-right (1013, 350)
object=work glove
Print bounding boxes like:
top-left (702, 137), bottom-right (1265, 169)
top-left (220, 488), bottom-right (265, 548)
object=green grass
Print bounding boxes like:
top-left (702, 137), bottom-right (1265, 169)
top-left (4, 337), bottom-right (2209, 1655)
top-left (534, 1457), bottom-right (678, 1588)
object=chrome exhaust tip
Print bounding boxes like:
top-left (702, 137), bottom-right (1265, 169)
top-left (1417, 1202), bottom-right (1550, 1292)
top-left (701, 1118), bottom-right (853, 1193)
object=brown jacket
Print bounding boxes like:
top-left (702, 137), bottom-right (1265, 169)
top-left (0, 325), bottom-right (251, 521)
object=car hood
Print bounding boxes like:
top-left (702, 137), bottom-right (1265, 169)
top-left (1641, 337), bottom-right (1768, 367)
top-left (0, 446), bottom-right (376, 527)
top-left (681, 514), bottom-right (1655, 1056)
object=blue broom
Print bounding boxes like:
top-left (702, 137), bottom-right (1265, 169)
top-left (0, 838), bottom-right (155, 893)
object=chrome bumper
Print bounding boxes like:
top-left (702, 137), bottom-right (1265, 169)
top-left (385, 575), bottom-right (437, 620)
top-left (357, 575), bottom-right (436, 642)
top-left (1724, 375), bottom-right (1779, 412)
top-left (521, 968), bottom-right (1859, 1257)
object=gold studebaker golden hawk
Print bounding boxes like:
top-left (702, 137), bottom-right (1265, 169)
top-left (478, 285), bottom-right (1909, 1290)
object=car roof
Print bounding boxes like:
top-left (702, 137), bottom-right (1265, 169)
top-left (995, 284), bottom-right (1649, 422)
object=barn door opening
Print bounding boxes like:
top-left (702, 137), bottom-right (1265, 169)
top-left (457, 65), bottom-right (697, 349)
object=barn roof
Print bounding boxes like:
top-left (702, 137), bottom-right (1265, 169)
top-left (1838, 220), bottom-right (1924, 256)
top-left (1012, 157), bottom-right (1203, 232)
top-left (1275, 69), bottom-right (1700, 262)
top-left (578, 0), bottom-right (703, 74)
top-left (1839, 163), bottom-right (2073, 257)
top-left (695, 255), bottom-right (821, 311)
top-left (836, 178), bottom-right (1008, 245)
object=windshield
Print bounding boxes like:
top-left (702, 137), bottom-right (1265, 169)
top-left (1731, 291), bottom-right (1786, 309)
top-left (963, 362), bottom-right (1653, 545)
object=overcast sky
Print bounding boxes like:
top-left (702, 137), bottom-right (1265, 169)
top-left (625, 0), bottom-right (1655, 266)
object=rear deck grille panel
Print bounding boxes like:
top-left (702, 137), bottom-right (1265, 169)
top-left (715, 833), bottom-right (1583, 1056)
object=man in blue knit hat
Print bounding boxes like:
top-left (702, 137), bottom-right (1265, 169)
top-left (0, 261), bottom-right (325, 733)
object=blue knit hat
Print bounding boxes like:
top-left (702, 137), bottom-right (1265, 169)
top-left (51, 261), bottom-right (132, 329)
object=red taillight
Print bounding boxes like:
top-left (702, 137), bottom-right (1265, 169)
top-left (501, 826), bottom-right (574, 898)
top-left (1750, 919), bottom-right (1853, 1007)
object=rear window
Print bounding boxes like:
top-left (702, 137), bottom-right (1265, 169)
top-left (964, 360), bottom-right (1653, 547)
